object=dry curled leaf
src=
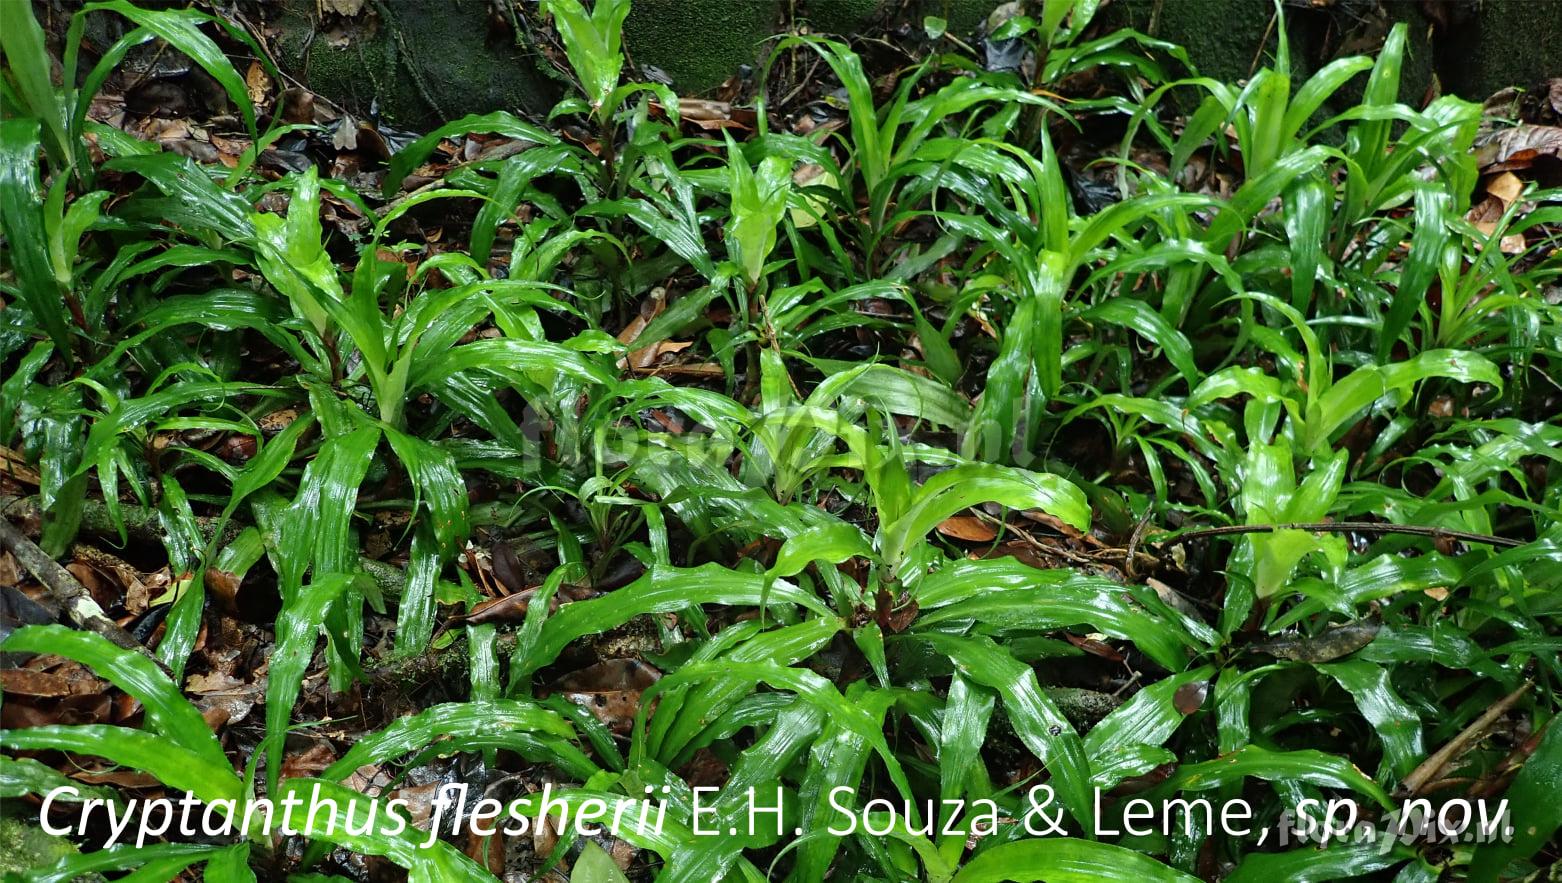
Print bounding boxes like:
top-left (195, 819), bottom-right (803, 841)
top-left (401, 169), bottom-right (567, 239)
top-left (1248, 619), bottom-right (1380, 663)
top-left (555, 658), bottom-right (662, 734)
top-left (280, 739), bottom-right (338, 781)
top-left (1065, 632), bottom-right (1125, 662)
top-left (1486, 171), bottom-right (1524, 205)
top-left (0, 668), bottom-right (75, 698)
top-left (244, 60), bottom-right (272, 107)
top-left (1173, 680), bottom-right (1209, 714)
top-left (1477, 125), bottom-right (1562, 171)
top-left (936, 515), bottom-right (998, 542)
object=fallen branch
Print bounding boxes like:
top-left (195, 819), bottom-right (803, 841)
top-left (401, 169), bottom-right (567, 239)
top-left (1159, 521), bottom-right (1524, 549)
top-left (0, 494), bottom-right (245, 549)
top-left (0, 494), bottom-right (407, 599)
top-left (1399, 680), bottom-right (1532, 797)
top-left (366, 631), bottom-right (518, 698)
top-left (0, 515), bottom-right (168, 673)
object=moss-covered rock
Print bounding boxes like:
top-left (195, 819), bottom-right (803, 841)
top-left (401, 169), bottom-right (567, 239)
top-left (1436, 0), bottom-right (1562, 100)
top-left (1099, 0), bottom-right (1548, 105)
top-left (1099, 0), bottom-right (1444, 117)
top-left (1100, 0), bottom-right (1291, 84)
top-left (622, 0), bottom-right (1004, 95)
top-left (801, 0), bottom-right (1005, 41)
top-left (938, 0), bottom-right (1007, 37)
top-left (0, 815), bottom-right (95, 879)
top-left (623, 0), bottom-right (780, 93)
top-left (261, 0), bottom-right (1553, 132)
top-left (273, 0), bottom-right (561, 130)
top-left (801, 0), bottom-right (888, 37)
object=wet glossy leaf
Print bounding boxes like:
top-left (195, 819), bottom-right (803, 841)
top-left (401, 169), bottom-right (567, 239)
top-left (1469, 719), bottom-right (1562, 883)
top-left (911, 633), bottom-right (1095, 829)
top-left (954, 838), bottom-right (1200, 882)
top-left (1316, 660), bottom-right (1424, 779)
top-left (0, 626), bottom-right (227, 769)
top-left (275, 779), bottom-right (494, 881)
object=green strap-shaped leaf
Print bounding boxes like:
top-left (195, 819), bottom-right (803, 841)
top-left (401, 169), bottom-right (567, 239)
top-left (1156, 745), bottom-right (1392, 809)
top-left (953, 838), bottom-right (1200, 882)
top-left (915, 575), bottom-right (1198, 672)
top-left (880, 461), bottom-right (1089, 572)
top-left (2, 724), bottom-right (240, 803)
top-left (1225, 841), bottom-right (1412, 883)
top-left (966, 292), bottom-right (1033, 463)
top-left (1469, 718), bottom-right (1562, 883)
top-left (1377, 180), bottom-right (1451, 362)
top-left (0, 626), bottom-right (228, 770)
top-left (384, 111), bottom-right (557, 197)
top-left (265, 574), bottom-right (356, 792)
top-left (1315, 660), bottom-right (1424, 780)
top-left (0, 120), bottom-right (76, 360)
top-left (911, 633), bottom-right (1096, 831)
top-left (788, 688), bottom-right (899, 881)
top-left (275, 779), bottom-right (496, 882)
top-left (0, 755), bottom-right (117, 803)
top-left (0, 2), bottom-right (73, 167)
top-left (634, 661), bottom-right (917, 815)
top-left (570, 841), bottom-right (631, 883)
top-left (651, 618), bottom-right (840, 767)
top-left (203, 843), bottom-right (257, 883)
top-left (1085, 666), bottom-right (1216, 759)
top-left (938, 672), bottom-right (994, 830)
top-left (103, 152), bottom-right (254, 240)
top-left (15, 843), bottom-right (224, 883)
top-left (663, 702), bottom-right (826, 883)
top-left (1281, 174), bottom-right (1331, 312)
top-left (1082, 298), bottom-right (1200, 389)
top-left (321, 700), bottom-right (580, 779)
top-left (532, 564), bottom-right (831, 671)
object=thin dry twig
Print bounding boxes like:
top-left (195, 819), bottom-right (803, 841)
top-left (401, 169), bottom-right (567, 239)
top-left (0, 516), bottom-right (168, 673)
top-left (1399, 680), bottom-right (1532, 797)
top-left (1160, 521), bottom-right (1524, 549)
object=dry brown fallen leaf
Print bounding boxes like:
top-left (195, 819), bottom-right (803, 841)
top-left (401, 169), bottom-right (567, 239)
top-left (244, 59), bottom-right (272, 107)
top-left (617, 288), bottom-right (695, 369)
top-left (187, 670), bottom-right (260, 726)
top-left (1065, 632), bottom-right (1125, 662)
top-left (1477, 124), bottom-right (1562, 171)
top-left (464, 588), bottom-right (544, 624)
top-left (0, 551), bottom-right (24, 587)
top-left (1486, 170), bottom-right (1524, 205)
top-left (630, 362), bottom-right (725, 378)
top-left (0, 668), bottom-right (76, 699)
top-left (1248, 619), bottom-right (1381, 663)
top-left (671, 97), bottom-right (755, 131)
top-left (205, 568), bottom-right (243, 613)
top-left (280, 739), bottom-right (338, 781)
top-left (556, 658), bottom-right (662, 734)
top-left (1173, 680), bottom-right (1209, 715)
top-left (0, 445), bottom-right (42, 486)
top-left (72, 769), bottom-right (162, 789)
top-left (628, 339), bottom-right (694, 370)
top-left (1471, 220), bottom-right (1529, 255)
top-left (1466, 192), bottom-right (1528, 254)
top-left (936, 515), bottom-right (998, 542)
